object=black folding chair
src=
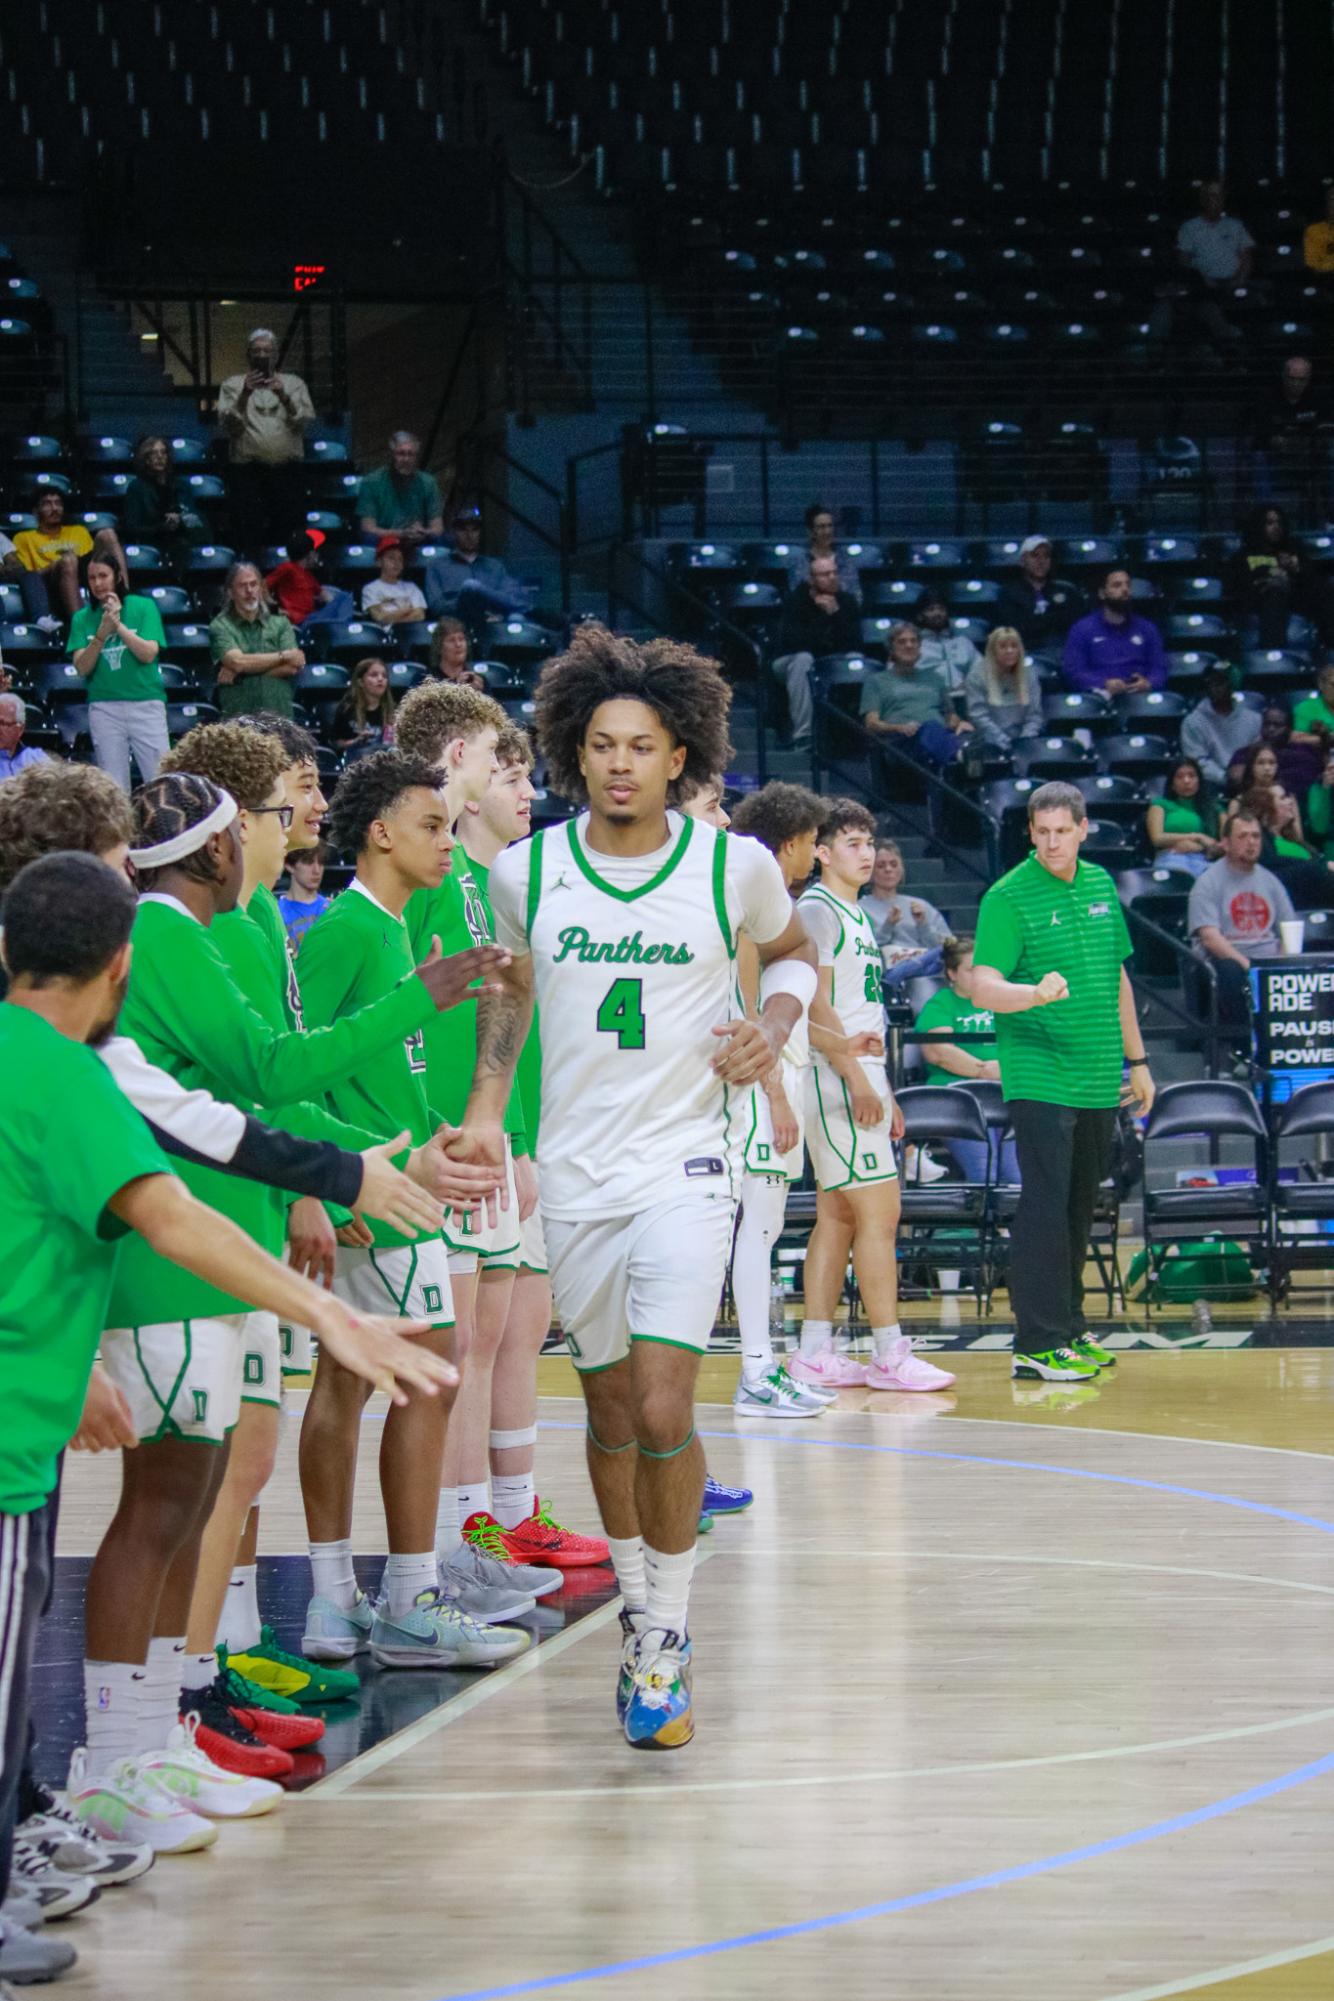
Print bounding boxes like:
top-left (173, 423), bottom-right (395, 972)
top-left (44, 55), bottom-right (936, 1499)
top-left (895, 1086), bottom-right (994, 1311)
top-left (1267, 1081), bottom-right (1334, 1306)
top-left (1141, 1082), bottom-right (1268, 1312)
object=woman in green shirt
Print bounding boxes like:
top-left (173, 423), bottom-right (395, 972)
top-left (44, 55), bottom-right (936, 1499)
top-left (914, 934), bottom-right (1018, 1182)
top-left (1145, 756), bottom-right (1222, 878)
top-left (69, 554), bottom-right (170, 792)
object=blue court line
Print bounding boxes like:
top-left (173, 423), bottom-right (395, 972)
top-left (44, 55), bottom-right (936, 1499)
top-left (435, 1748), bottom-right (1334, 2000)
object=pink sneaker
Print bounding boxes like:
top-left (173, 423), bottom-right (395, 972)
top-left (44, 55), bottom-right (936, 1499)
top-left (864, 1338), bottom-right (957, 1393)
top-left (789, 1347), bottom-right (868, 1388)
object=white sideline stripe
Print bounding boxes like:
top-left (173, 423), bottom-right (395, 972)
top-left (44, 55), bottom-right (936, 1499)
top-left (1103, 1931), bottom-right (1334, 2000)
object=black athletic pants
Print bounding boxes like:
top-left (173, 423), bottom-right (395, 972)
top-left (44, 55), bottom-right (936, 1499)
top-left (0, 1497), bottom-right (55, 1929)
top-left (1008, 1101), bottom-right (1117, 1356)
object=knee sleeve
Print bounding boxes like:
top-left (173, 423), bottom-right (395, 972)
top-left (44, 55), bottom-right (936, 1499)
top-left (489, 1424), bottom-right (538, 1450)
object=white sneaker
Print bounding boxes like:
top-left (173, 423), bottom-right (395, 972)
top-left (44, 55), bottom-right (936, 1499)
top-left (138, 1719), bottom-right (283, 1819)
top-left (66, 1748), bottom-right (218, 1854)
top-left (864, 1336), bottom-right (957, 1392)
top-left (732, 1365), bottom-right (826, 1419)
top-left (370, 1589), bottom-right (531, 1668)
top-left (9, 1839), bottom-right (99, 1920)
top-left (19, 1778), bottom-right (155, 1886)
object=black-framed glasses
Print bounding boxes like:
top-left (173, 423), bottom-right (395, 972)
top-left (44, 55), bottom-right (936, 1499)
top-left (251, 804), bottom-right (295, 830)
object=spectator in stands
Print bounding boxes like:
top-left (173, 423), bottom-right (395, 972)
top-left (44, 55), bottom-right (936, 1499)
top-left (1181, 664), bottom-right (1262, 785)
top-left (0, 525), bottom-right (46, 624)
top-left (861, 621), bottom-right (974, 767)
top-left (1251, 357), bottom-right (1333, 505)
top-left (1224, 738), bottom-right (1334, 904)
top-left (1146, 756), bottom-right (1222, 877)
top-left (209, 560), bottom-right (304, 719)
top-left (122, 435), bottom-right (208, 568)
top-left (331, 656), bottom-right (396, 753)
top-left (1224, 504), bottom-right (1328, 648)
top-left (426, 615), bottom-right (484, 690)
top-left (362, 535), bottom-right (428, 630)
top-left (784, 503), bottom-right (861, 599)
top-left (423, 503), bottom-right (529, 633)
top-left (1303, 741), bottom-right (1334, 859)
top-left (1149, 180), bottom-right (1254, 353)
top-left (0, 693), bottom-right (48, 780)
top-left (14, 488), bottom-right (126, 634)
top-left (1293, 662), bottom-right (1334, 755)
top-left (914, 936), bottom-right (1019, 1183)
top-left (914, 589), bottom-right (979, 689)
top-left (217, 326), bottom-right (315, 555)
top-left (1189, 811), bottom-right (1294, 1030)
top-left (770, 551), bottom-right (862, 745)
top-left (1302, 188), bottom-right (1334, 275)
top-left (276, 843), bottom-right (330, 945)
top-left (68, 553), bottom-right (169, 791)
top-left (995, 535), bottom-right (1082, 662)
top-left (861, 838), bottom-right (950, 1010)
top-left (264, 529), bottom-right (356, 633)
top-left (356, 431), bottom-right (444, 547)
top-left (963, 627), bottom-right (1044, 751)
top-left (1061, 567), bottom-right (1166, 695)
top-left (1227, 701), bottom-right (1323, 802)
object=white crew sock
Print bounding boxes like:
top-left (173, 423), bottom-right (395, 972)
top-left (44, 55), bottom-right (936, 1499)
top-left (872, 1322), bottom-right (905, 1361)
top-left (135, 1635), bottom-right (186, 1754)
top-left (643, 1544), bottom-right (695, 1637)
top-left (216, 1563), bottom-right (261, 1652)
top-left (457, 1481), bottom-right (492, 1536)
top-left (799, 1316), bottom-right (833, 1359)
top-left (607, 1534), bottom-right (647, 1617)
top-left (309, 1537), bottom-right (357, 1610)
top-left (83, 1661), bottom-right (143, 1772)
top-left (491, 1474), bottom-right (535, 1529)
top-left (384, 1552), bottom-right (437, 1618)
top-left (734, 1176), bottom-right (789, 1382)
top-left (180, 1650), bottom-right (216, 1694)
top-left (435, 1489), bottom-right (461, 1564)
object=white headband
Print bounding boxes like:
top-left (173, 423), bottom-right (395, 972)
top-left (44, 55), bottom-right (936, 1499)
top-left (129, 788), bottom-right (238, 868)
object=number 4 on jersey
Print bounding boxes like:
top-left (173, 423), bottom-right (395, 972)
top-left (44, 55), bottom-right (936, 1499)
top-left (596, 976), bottom-right (646, 1050)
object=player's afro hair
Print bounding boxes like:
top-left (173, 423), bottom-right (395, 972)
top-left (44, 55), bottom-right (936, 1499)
top-left (533, 623), bottom-right (733, 806)
top-left (729, 781), bottom-right (824, 856)
top-left (234, 711), bottom-right (320, 770)
top-left (0, 762), bottom-right (132, 892)
top-left (327, 748), bottom-right (444, 857)
top-left (162, 721), bottom-right (287, 812)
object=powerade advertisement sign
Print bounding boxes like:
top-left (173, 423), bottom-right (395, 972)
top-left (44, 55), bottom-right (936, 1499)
top-left (1252, 960), bottom-right (1334, 1102)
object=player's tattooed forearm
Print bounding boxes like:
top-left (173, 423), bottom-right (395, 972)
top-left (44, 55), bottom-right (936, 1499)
top-left (475, 989), bottom-right (523, 1079)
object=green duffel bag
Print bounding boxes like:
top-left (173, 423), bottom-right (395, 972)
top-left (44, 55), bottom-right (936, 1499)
top-left (1125, 1236), bottom-right (1257, 1304)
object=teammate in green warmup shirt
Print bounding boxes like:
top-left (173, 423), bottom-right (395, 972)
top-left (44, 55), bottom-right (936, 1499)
top-left (972, 781), bottom-right (1155, 1383)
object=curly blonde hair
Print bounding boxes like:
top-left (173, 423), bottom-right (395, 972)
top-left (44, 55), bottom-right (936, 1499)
top-left (162, 721), bottom-right (287, 811)
top-left (395, 679), bottom-right (507, 764)
top-left (0, 763), bottom-right (133, 892)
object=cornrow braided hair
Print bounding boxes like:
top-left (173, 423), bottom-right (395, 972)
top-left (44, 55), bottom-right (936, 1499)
top-left (132, 771), bottom-right (231, 892)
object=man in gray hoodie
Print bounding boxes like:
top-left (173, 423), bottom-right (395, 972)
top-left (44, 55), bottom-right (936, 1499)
top-left (1180, 666), bottom-right (1262, 785)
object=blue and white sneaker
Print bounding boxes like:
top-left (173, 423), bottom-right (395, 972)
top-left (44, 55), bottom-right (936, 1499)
top-left (302, 1591), bottom-right (375, 1662)
top-left (732, 1365), bottom-right (827, 1419)
top-left (702, 1474), bottom-right (753, 1515)
top-left (623, 1627), bottom-right (694, 1749)
top-left (369, 1590), bottom-right (530, 1669)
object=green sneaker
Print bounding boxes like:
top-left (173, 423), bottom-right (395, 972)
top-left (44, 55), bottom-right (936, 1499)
top-left (1071, 1334), bottom-right (1116, 1369)
top-left (226, 1624), bottom-right (360, 1705)
top-left (1011, 1347), bottom-right (1100, 1383)
top-left (215, 1645), bottom-right (304, 1715)
top-left (696, 1511), bottom-right (715, 1535)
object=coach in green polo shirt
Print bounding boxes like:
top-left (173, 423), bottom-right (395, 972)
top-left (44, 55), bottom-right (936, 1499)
top-left (972, 780), bottom-right (1154, 1383)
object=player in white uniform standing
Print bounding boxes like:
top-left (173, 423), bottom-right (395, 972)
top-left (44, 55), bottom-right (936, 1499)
top-left (791, 799), bottom-right (957, 1394)
top-left (449, 626), bottom-right (817, 1747)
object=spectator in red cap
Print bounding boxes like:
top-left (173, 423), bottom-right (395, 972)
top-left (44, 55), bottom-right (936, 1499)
top-left (264, 529), bottom-right (355, 634)
top-left (362, 534), bottom-right (428, 632)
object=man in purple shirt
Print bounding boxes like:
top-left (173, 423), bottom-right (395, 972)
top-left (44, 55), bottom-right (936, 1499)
top-left (1061, 568), bottom-right (1167, 695)
top-left (0, 693), bottom-right (49, 781)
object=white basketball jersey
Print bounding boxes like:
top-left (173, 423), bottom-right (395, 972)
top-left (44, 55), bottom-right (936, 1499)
top-left (520, 813), bottom-right (770, 1218)
top-left (797, 882), bottom-right (885, 1063)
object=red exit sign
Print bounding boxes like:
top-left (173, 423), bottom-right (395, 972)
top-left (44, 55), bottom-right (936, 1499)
top-left (293, 264), bottom-right (326, 294)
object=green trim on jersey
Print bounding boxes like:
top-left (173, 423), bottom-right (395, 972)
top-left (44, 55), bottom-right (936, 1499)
top-left (525, 827), bottom-right (545, 940)
top-left (133, 1321), bottom-right (193, 1438)
top-left (803, 882), bottom-right (848, 950)
top-left (567, 814), bottom-right (695, 903)
top-left (711, 827), bottom-right (735, 957)
top-left (812, 1066), bottom-right (857, 1184)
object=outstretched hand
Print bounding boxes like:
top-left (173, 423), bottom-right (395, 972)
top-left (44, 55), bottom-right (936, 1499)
top-left (413, 938), bottom-right (512, 1014)
top-left (711, 1017), bottom-right (780, 1086)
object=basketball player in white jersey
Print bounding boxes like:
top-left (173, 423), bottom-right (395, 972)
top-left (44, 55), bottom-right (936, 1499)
top-left (791, 799), bottom-right (956, 1394)
top-left (449, 626), bottom-right (817, 1747)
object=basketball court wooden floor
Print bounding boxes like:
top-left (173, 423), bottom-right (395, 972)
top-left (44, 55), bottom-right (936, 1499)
top-left (43, 1348), bottom-right (1334, 2001)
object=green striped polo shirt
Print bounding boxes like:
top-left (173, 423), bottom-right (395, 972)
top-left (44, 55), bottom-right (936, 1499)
top-left (972, 854), bottom-right (1132, 1108)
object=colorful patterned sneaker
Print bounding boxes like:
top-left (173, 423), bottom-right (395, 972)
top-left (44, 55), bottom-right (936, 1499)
top-left (497, 1501), bottom-right (611, 1570)
top-left (732, 1366), bottom-right (826, 1418)
top-left (369, 1590), bottom-right (531, 1669)
top-left (227, 1625), bottom-right (360, 1704)
top-left (66, 1749), bottom-right (217, 1855)
top-left (1012, 1347), bottom-right (1100, 1383)
top-left (615, 1610), bottom-right (639, 1726)
top-left (141, 1719), bottom-right (284, 1818)
top-left (1071, 1333), bottom-right (1116, 1369)
top-left (177, 1680), bottom-right (294, 1779)
top-left (300, 1592), bottom-right (376, 1664)
top-left (864, 1338), bottom-right (957, 1393)
top-left (450, 1521), bottom-right (562, 1600)
top-left (623, 1627), bottom-right (694, 1749)
top-left (18, 1780), bottom-right (155, 1886)
top-left (702, 1474), bottom-right (753, 1514)
top-left (789, 1346), bottom-right (868, 1389)
top-left (9, 1837), bottom-right (100, 1919)
top-left (214, 1664), bottom-right (326, 1751)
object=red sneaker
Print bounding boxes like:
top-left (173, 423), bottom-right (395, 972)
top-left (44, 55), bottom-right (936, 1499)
top-left (500, 1498), bottom-right (611, 1570)
top-left (228, 1702), bottom-right (326, 1752)
top-left (181, 1687), bottom-right (294, 1780)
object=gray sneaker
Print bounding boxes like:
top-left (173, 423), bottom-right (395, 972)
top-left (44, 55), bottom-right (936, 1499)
top-left (369, 1590), bottom-right (531, 1669)
top-left (437, 1544), bottom-right (535, 1623)
top-left (445, 1537), bottom-right (562, 1606)
top-left (0, 1922), bottom-right (78, 1984)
